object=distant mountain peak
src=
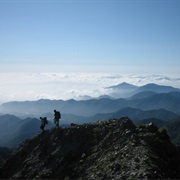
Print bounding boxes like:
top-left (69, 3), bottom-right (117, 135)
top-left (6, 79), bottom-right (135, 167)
top-left (120, 82), bottom-right (132, 85)
top-left (106, 82), bottom-right (138, 89)
top-left (143, 83), bottom-right (162, 87)
top-left (137, 83), bottom-right (180, 93)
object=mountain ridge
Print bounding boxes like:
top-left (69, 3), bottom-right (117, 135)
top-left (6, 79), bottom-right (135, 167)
top-left (1, 117), bottom-right (180, 179)
top-left (136, 83), bottom-right (180, 93)
top-left (1, 91), bottom-right (180, 117)
top-left (86, 107), bottom-right (179, 122)
top-left (106, 82), bottom-right (138, 90)
top-left (1, 83), bottom-right (180, 115)
top-left (0, 115), bottom-right (53, 147)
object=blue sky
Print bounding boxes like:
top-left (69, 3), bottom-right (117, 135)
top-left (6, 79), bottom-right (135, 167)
top-left (0, 0), bottom-right (180, 73)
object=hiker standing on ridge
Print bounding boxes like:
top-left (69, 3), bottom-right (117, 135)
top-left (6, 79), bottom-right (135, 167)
top-left (54, 110), bottom-right (61, 127)
top-left (39, 117), bottom-right (48, 132)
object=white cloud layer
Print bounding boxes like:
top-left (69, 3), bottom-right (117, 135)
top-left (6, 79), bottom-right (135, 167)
top-left (0, 73), bottom-right (180, 103)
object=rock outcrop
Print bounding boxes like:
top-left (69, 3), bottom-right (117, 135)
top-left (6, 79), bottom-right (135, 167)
top-left (0, 117), bottom-right (180, 179)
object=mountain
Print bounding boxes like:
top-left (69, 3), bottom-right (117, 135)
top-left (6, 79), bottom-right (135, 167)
top-left (96, 95), bottom-right (114, 99)
top-left (134, 93), bottom-right (180, 114)
top-left (0, 147), bottom-right (12, 165)
top-left (38, 107), bottom-right (180, 126)
top-left (1, 93), bottom-right (180, 118)
top-left (106, 82), bottom-right (138, 90)
top-left (129, 91), bottom-right (158, 99)
top-left (135, 83), bottom-right (180, 93)
top-left (1, 83), bottom-right (180, 119)
top-left (1, 117), bottom-right (180, 179)
top-left (105, 82), bottom-right (138, 98)
top-left (106, 83), bottom-right (180, 99)
top-left (0, 115), bottom-right (54, 147)
top-left (86, 107), bottom-right (179, 122)
top-left (0, 98), bottom-right (129, 117)
top-left (73, 95), bottom-right (93, 100)
top-left (168, 91), bottom-right (180, 98)
top-left (136, 118), bottom-right (180, 146)
top-left (0, 114), bottom-right (23, 147)
top-left (137, 118), bottom-right (167, 127)
top-left (1, 91), bottom-right (180, 118)
top-left (165, 118), bottom-right (180, 145)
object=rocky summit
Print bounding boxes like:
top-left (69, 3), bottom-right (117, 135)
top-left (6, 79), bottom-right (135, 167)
top-left (0, 117), bottom-right (180, 179)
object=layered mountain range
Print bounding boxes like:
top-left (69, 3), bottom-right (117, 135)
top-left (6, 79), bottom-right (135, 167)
top-left (0, 83), bottom-right (180, 117)
top-left (0, 82), bottom-right (180, 149)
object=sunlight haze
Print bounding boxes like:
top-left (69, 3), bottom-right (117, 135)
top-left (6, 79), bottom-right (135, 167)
top-left (0, 0), bottom-right (180, 102)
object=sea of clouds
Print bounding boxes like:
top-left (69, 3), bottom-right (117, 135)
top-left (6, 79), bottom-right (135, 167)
top-left (0, 72), bottom-right (180, 103)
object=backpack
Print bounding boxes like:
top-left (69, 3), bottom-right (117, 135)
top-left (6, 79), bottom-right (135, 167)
top-left (59, 112), bottom-right (61, 119)
top-left (44, 117), bottom-right (48, 124)
top-left (56, 111), bottom-right (61, 119)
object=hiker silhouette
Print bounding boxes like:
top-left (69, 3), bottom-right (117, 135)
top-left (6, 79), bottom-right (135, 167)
top-left (39, 117), bottom-right (48, 132)
top-left (54, 110), bottom-right (61, 127)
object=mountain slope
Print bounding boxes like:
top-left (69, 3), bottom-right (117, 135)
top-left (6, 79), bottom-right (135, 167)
top-left (137, 118), bottom-right (167, 127)
top-left (0, 115), bottom-right (54, 147)
top-left (134, 93), bottom-right (180, 114)
top-left (135, 83), bottom-right (180, 93)
top-left (0, 98), bottom-right (129, 117)
top-left (1, 117), bottom-right (180, 179)
top-left (105, 82), bottom-right (138, 98)
top-left (86, 107), bottom-right (179, 122)
top-left (129, 91), bottom-right (158, 99)
top-left (1, 93), bottom-right (180, 118)
top-left (165, 118), bottom-right (180, 145)
top-left (0, 147), bottom-right (12, 165)
top-left (106, 82), bottom-right (138, 90)
top-left (0, 115), bottom-right (23, 147)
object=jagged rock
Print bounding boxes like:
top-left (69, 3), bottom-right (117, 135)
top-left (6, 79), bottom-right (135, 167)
top-left (0, 117), bottom-right (180, 179)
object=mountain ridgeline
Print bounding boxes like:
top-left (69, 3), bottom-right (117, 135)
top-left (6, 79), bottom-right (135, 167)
top-left (0, 114), bottom-right (54, 148)
top-left (1, 117), bottom-right (180, 179)
top-left (0, 83), bottom-right (180, 118)
top-left (0, 82), bottom-right (180, 148)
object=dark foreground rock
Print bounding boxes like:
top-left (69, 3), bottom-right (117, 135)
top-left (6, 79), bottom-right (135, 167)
top-left (0, 147), bottom-right (12, 165)
top-left (0, 117), bottom-right (180, 179)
